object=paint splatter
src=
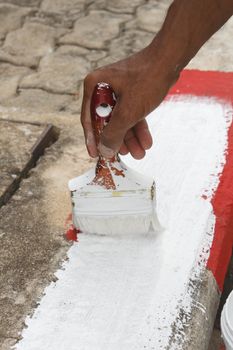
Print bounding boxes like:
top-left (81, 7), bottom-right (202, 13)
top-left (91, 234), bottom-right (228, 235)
top-left (65, 225), bottom-right (80, 242)
top-left (64, 213), bottom-right (81, 242)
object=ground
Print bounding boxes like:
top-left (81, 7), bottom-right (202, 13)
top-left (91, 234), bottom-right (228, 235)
top-left (0, 1), bottom-right (233, 349)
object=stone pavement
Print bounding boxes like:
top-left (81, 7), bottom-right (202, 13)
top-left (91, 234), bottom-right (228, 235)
top-left (0, 1), bottom-right (233, 349)
top-left (0, 0), bottom-right (232, 115)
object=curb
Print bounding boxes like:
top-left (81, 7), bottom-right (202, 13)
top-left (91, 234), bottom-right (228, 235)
top-left (168, 70), bottom-right (233, 349)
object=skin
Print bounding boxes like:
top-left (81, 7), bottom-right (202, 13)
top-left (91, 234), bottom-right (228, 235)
top-left (81, 0), bottom-right (233, 160)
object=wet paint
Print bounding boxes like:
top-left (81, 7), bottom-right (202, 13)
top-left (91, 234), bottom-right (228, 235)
top-left (170, 70), bottom-right (233, 291)
top-left (64, 213), bottom-right (80, 242)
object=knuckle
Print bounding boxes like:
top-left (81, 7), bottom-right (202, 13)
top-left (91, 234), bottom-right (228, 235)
top-left (84, 70), bottom-right (101, 88)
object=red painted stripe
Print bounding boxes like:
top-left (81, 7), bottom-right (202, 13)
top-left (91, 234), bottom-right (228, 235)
top-left (169, 69), bottom-right (233, 103)
top-left (169, 70), bottom-right (233, 291)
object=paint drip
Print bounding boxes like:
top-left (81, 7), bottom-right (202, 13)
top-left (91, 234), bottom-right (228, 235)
top-left (64, 213), bottom-right (81, 242)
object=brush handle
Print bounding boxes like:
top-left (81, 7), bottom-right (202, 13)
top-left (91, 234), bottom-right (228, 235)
top-left (90, 82), bottom-right (116, 146)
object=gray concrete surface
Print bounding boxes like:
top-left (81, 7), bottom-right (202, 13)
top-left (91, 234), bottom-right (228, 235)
top-left (0, 0), bottom-right (232, 349)
top-left (0, 120), bottom-right (44, 202)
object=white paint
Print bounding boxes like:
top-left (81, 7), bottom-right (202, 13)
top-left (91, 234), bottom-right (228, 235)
top-left (14, 96), bottom-right (232, 350)
top-left (96, 104), bottom-right (112, 117)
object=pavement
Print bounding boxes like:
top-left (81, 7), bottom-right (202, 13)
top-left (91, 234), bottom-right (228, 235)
top-left (0, 1), bottom-right (233, 349)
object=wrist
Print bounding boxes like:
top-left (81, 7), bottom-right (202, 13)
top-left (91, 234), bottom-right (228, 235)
top-left (145, 36), bottom-right (182, 89)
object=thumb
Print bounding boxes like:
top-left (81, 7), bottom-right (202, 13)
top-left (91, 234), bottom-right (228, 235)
top-left (98, 100), bottom-right (130, 158)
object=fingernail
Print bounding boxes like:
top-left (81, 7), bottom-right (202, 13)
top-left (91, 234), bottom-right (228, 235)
top-left (98, 143), bottom-right (115, 158)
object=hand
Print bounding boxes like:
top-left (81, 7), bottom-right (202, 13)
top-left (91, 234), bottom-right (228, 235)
top-left (81, 43), bottom-right (178, 159)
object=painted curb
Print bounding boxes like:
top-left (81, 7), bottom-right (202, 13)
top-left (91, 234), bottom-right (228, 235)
top-left (168, 70), bottom-right (233, 349)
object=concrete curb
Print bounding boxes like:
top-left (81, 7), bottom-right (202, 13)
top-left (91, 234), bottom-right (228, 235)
top-left (169, 270), bottom-right (220, 350)
top-left (167, 70), bottom-right (233, 350)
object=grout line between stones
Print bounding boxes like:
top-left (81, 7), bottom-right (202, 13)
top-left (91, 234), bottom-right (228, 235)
top-left (18, 86), bottom-right (78, 96)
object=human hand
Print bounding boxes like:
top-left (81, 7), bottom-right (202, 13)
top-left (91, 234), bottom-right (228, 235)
top-left (81, 44), bottom-right (179, 159)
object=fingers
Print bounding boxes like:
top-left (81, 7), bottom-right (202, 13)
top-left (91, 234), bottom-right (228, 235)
top-left (124, 129), bottom-right (145, 159)
top-left (101, 116), bottom-right (153, 159)
top-left (119, 142), bottom-right (129, 155)
top-left (134, 119), bottom-right (153, 151)
top-left (80, 75), bottom-right (98, 158)
top-left (81, 72), bottom-right (153, 160)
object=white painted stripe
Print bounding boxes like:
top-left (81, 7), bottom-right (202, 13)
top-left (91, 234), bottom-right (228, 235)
top-left (14, 97), bottom-right (232, 350)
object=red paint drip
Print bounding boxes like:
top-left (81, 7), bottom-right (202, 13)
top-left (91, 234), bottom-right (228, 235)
top-left (169, 70), bottom-right (233, 291)
top-left (65, 225), bottom-right (80, 242)
top-left (64, 213), bottom-right (81, 242)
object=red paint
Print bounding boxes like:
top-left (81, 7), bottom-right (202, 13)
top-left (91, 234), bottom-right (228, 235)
top-left (169, 70), bottom-right (233, 291)
top-left (208, 119), bottom-right (233, 290)
top-left (64, 213), bottom-right (81, 242)
top-left (65, 225), bottom-right (80, 242)
top-left (169, 70), bottom-right (233, 103)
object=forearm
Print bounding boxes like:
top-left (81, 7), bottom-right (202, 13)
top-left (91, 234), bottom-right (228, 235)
top-left (81, 0), bottom-right (233, 159)
top-left (150, 0), bottom-right (233, 76)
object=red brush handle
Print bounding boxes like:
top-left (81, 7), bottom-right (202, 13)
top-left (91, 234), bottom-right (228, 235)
top-left (90, 82), bottom-right (116, 146)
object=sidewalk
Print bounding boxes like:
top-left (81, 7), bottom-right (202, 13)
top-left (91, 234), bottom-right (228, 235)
top-left (0, 1), bottom-right (233, 349)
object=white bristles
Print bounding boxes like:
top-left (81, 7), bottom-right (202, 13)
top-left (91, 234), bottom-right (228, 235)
top-left (73, 213), bottom-right (159, 236)
top-left (69, 160), bottom-right (160, 235)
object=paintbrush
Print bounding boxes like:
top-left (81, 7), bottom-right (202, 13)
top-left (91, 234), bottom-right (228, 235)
top-left (68, 82), bottom-right (160, 235)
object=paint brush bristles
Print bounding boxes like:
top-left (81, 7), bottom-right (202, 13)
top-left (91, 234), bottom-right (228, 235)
top-left (69, 158), bottom-right (160, 235)
top-left (69, 83), bottom-right (160, 235)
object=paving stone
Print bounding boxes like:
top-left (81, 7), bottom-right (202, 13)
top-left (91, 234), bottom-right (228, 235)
top-left (26, 10), bottom-right (75, 29)
top-left (106, 0), bottom-right (145, 14)
top-left (89, 0), bottom-right (144, 14)
top-left (0, 4), bottom-right (32, 40)
top-left (56, 45), bottom-right (89, 56)
top-left (0, 49), bottom-right (39, 68)
top-left (3, 22), bottom-right (56, 60)
top-left (0, 64), bottom-right (32, 101)
top-left (56, 45), bottom-right (107, 63)
top-left (59, 11), bottom-right (131, 49)
top-left (110, 29), bottom-right (154, 56)
top-left (97, 29), bottom-right (154, 67)
top-left (0, 89), bottom-right (73, 114)
top-left (20, 53), bottom-right (90, 94)
top-left (0, 0), bottom-right (41, 6)
top-left (136, 1), bottom-right (171, 33)
top-left (65, 82), bottom-right (83, 114)
top-left (41, 0), bottom-right (87, 14)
